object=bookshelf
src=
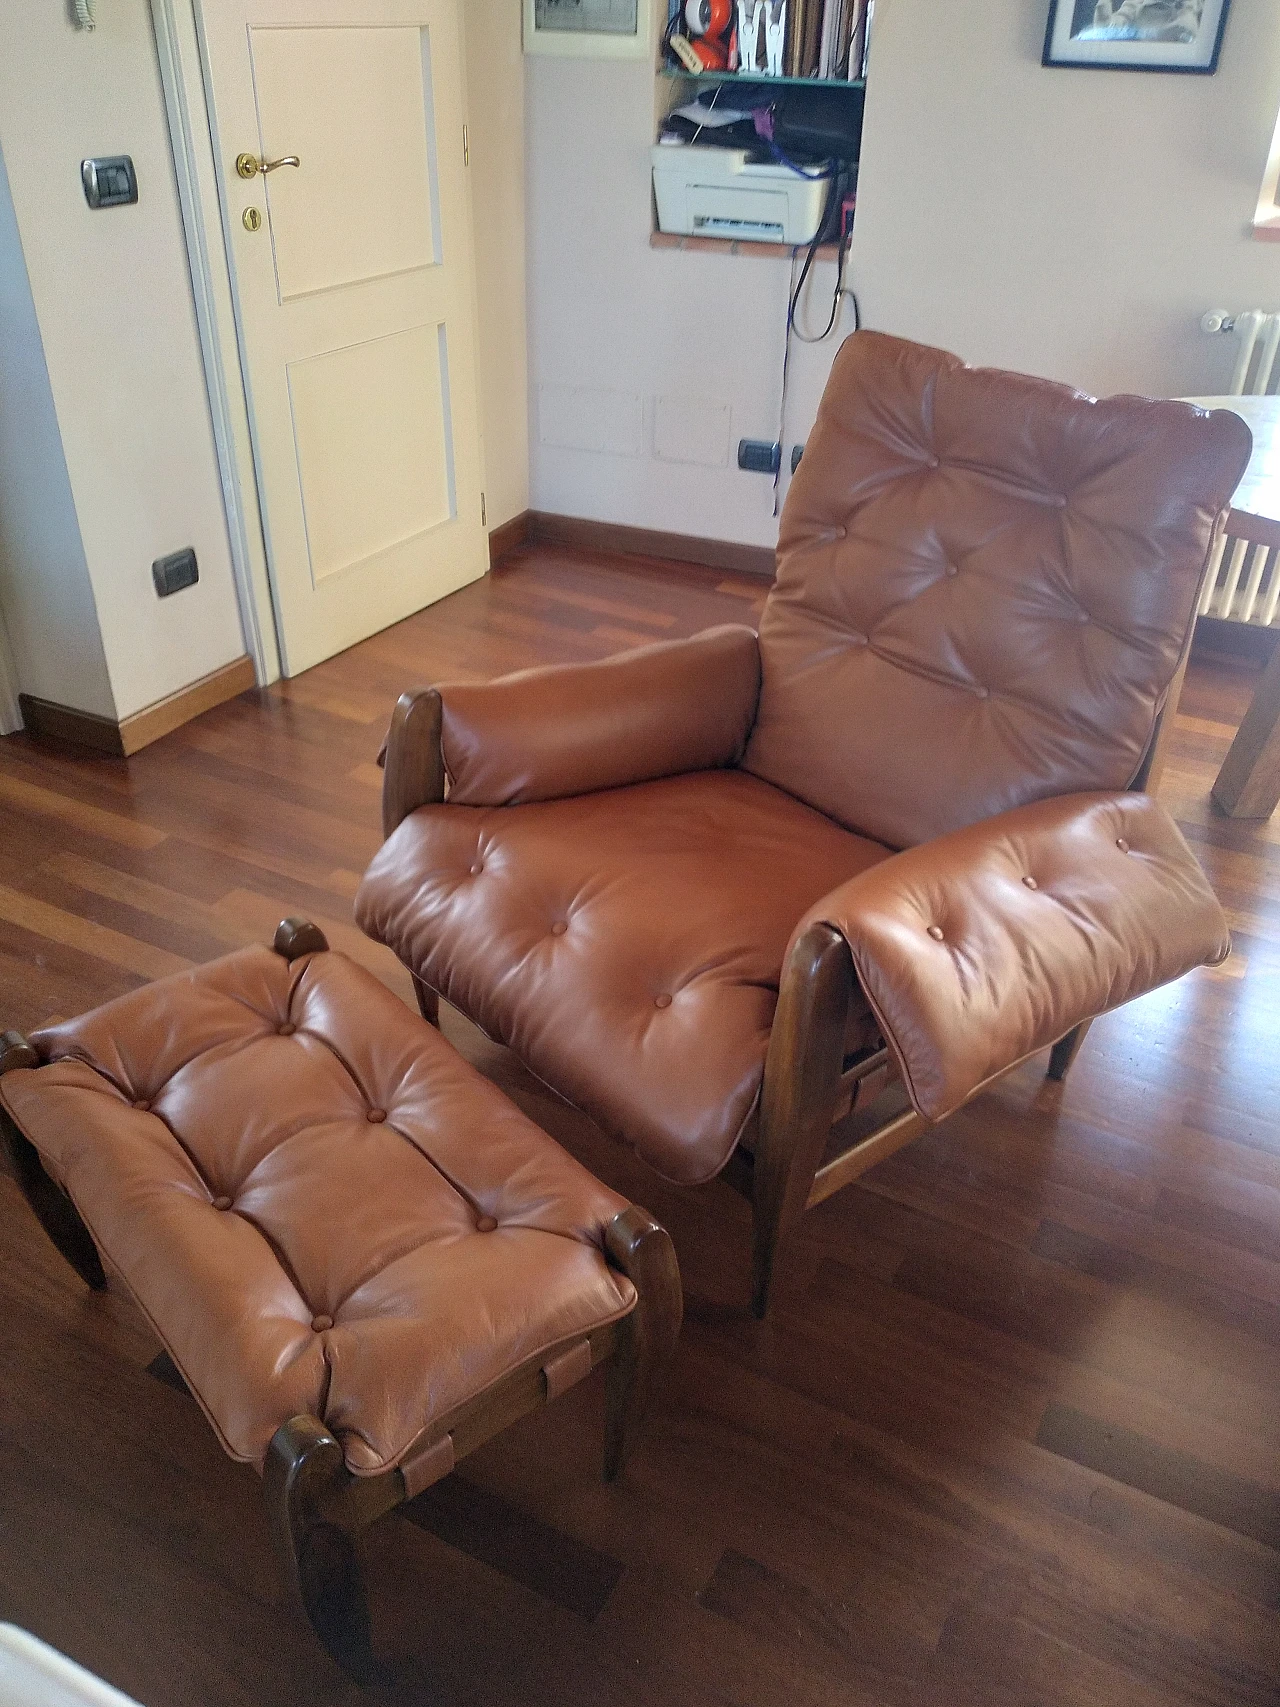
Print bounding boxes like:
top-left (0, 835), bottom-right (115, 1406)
top-left (658, 67), bottom-right (865, 90)
top-left (652, 5), bottom-right (867, 259)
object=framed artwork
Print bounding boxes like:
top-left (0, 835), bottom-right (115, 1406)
top-left (1042, 0), bottom-right (1231, 73)
top-left (523, 0), bottom-right (657, 59)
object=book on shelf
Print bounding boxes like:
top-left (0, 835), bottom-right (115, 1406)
top-left (667, 0), bottom-right (872, 82)
top-left (777, 0), bottom-right (870, 81)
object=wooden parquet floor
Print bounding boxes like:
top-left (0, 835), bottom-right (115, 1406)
top-left (1, 546), bottom-right (1279, 1707)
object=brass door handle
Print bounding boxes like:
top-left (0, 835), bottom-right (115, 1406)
top-left (236, 153), bottom-right (301, 180)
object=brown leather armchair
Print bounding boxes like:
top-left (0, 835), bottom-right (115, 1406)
top-left (357, 332), bottom-right (1250, 1316)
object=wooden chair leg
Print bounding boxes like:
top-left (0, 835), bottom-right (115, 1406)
top-left (264, 1416), bottom-right (380, 1682)
top-left (1047, 1020), bottom-right (1093, 1083)
top-left (601, 1207), bottom-right (683, 1482)
top-left (0, 1032), bottom-right (107, 1291)
top-left (750, 925), bottom-right (853, 1320)
top-left (411, 975), bottom-right (440, 1028)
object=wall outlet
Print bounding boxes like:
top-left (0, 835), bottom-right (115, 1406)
top-left (152, 548), bottom-right (199, 599)
top-left (738, 439), bottom-right (781, 475)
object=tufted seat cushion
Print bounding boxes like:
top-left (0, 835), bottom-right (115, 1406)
top-left (745, 331), bottom-right (1254, 850)
top-left (355, 768), bottom-right (892, 1186)
top-left (0, 945), bottom-right (638, 1477)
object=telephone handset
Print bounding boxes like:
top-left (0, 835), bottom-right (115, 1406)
top-left (74, 0), bottom-right (95, 30)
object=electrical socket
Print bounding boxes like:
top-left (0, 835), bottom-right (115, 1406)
top-left (738, 439), bottom-right (781, 475)
top-left (152, 548), bottom-right (199, 599)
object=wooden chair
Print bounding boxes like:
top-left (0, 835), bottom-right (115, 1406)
top-left (356, 331), bottom-right (1249, 1316)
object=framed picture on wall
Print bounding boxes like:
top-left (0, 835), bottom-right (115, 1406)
top-left (524, 0), bottom-right (657, 59)
top-left (1042, 0), bottom-right (1231, 72)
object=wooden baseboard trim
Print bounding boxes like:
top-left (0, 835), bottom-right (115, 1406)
top-left (17, 695), bottom-right (125, 756)
top-left (488, 510), bottom-right (533, 568)
top-left (1192, 615), bottom-right (1280, 669)
top-left (19, 656), bottom-right (257, 759)
top-left (119, 656), bottom-right (257, 754)
top-left (524, 512), bottom-right (777, 581)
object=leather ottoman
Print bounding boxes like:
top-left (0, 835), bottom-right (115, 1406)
top-left (0, 920), bottom-right (681, 1677)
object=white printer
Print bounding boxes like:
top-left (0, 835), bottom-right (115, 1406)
top-left (652, 141), bottom-right (829, 247)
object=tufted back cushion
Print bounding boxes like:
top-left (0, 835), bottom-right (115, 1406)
top-left (742, 331), bottom-right (1252, 849)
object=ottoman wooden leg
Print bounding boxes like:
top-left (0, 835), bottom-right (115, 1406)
top-left (1047, 1020), bottom-right (1092, 1083)
top-left (272, 918), bottom-right (330, 961)
top-left (0, 1032), bottom-right (107, 1292)
top-left (602, 1207), bottom-right (683, 1482)
top-left (264, 1415), bottom-right (400, 1681)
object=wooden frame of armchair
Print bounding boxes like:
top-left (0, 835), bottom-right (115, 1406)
top-left (362, 334), bottom-right (1250, 1321)
top-left (374, 670), bottom-right (1221, 1322)
top-left (0, 922), bottom-right (682, 1678)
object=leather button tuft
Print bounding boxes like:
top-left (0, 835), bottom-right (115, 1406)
top-left (211, 1195), bottom-right (233, 1212)
top-left (470, 862), bottom-right (484, 876)
top-left (928, 456), bottom-right (940, 469)
top-left (1023, 875), bottom-right (1039, 890)
top-left (311, 1315), bottom-right (334, 1333)
top-left (927, 926), bottom-right (945, 942)
top-left (278, 1022), bottom-right (296, 1037)
top-left (551, 921), bottom-right (567, 936)
top-left (475, 1215), bottom-right (498, 1233)
top-left (945, 564), bottom-right (958, 578)
top-left (1116, 837), bottom-right (1130, 853)
top-left (366, 1108), bottom-right (387, 1124)
top-left (133, 1099), bottom-right (151, 1113)
top-left (974, 686), bottom-right (990, 700)
top-left (654, 993), bottom-right (673, 1009)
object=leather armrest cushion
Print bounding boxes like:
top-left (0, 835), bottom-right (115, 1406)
top-left (438, 624), bottom-right (761, 806)
top-left (794, 791), bottom-right (1230, 1123)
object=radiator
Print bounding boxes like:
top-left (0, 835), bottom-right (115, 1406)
top-left (1197, 309), bottom-right (1280, 628)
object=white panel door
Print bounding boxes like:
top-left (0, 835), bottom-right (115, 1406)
top-left (195, 1), bottom-right (486, 675)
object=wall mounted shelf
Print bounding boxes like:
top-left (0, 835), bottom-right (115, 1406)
top-left (660, 66), bottom-right (865, 90)
top-left (650, 230), bottom-right (841, 261)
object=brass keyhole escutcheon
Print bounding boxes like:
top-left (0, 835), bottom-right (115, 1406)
top-left (243, 207), bottom-right (263, 232)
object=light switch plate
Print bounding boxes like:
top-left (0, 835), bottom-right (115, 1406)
top-left (82, 156), bottom-right (138, 210)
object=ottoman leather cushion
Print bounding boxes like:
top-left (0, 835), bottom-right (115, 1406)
top-left (0, 944), bottom-right (637, 1477)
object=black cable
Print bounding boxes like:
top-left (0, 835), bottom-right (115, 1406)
top-left (661, 3), bottom-right (683, 63)
top-left (774, 175), bottom-right (861, 514)
top-left (789, 172), bottom-right (858, 344)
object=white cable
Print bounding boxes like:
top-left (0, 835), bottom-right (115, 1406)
top-left (74, 0), bottom-right (96, 30)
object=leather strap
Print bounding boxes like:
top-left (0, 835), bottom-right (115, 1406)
top-left (542, 1339), bottom-right (593, 1402)
top-left (399, 1431), bottom-right (456, 1500)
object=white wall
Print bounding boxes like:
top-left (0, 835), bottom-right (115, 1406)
top-left (0, 146), bottom-right (116, 721)
top-left (0, 0), bottom-right (248, 722)
top-left (852, 0), bottom-right (1280, 398)
top-left (527, 53), bottom-right (844, 549)
top-left (464, 0), bottom-right (530, 531)
top-left (526, 0), bottom-right (1280, 548)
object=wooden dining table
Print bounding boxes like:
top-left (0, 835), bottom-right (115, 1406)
top-left (1182, 394), bottom-right (1280, 819)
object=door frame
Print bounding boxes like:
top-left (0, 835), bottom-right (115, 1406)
top-left (150, 0), bottom-right (284, 686)
top-left (151, 0), bottom-right (489, 686)
top-left (0, 604), bottom-right (20, 735)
